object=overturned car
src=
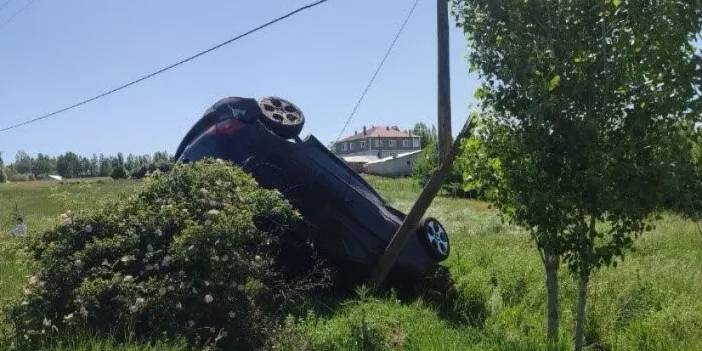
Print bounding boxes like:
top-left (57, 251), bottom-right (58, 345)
top-left (175, 96), bottom-right (450, 277)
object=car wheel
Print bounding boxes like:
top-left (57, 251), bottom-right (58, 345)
top-left (258, 96), bottom-right (305, 139)
top-left (418, 217), bottom-right (450, 261)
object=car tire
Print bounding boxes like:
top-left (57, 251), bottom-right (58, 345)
top-left (418, 217), bottom-right (450, 261)
top-left (257, 96), bottom-right (305, 139)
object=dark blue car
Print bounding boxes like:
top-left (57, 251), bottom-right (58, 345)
top-left (175, 96), bottom-right (450, 277)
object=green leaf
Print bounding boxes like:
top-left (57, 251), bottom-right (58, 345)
top-left (548, 75), bottom-right (561, 92)
top-left (612, 0), bottom-right (622, 8)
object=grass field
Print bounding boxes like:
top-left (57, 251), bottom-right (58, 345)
top-left (1, 176), bottom-right (701, 350)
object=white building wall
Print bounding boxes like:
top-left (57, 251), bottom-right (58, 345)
top-left (365, 151), bottom-right (423, 177)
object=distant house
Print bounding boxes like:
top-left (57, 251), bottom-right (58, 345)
top-left (334, 125), bottom-right (421, 159)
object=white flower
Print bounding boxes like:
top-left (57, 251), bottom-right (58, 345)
top-left (60, 213), bottom-right (73, 226)
top-left (74, 260), bottom-right (84, 268)
top-left (63, 313), bottom-right (74, 321)
top-left (124, 275), bottom-right (134, 282)
top-left (136, 297), bottom-right (145, 304)
top-left (84, 224), bottom-right (93, 233)
top-left (79, 306), bottom-right (88, 317)
top-left (120, 255), bottom-right (135, 263)
top-left (43, 318), bottom-right (51, 327)
top-left (129, 305), bottom-right (138, 313)
top-left (254, 255), bottom-right (262, 262)
top-left (228, 311), bottom-right (236, 319)
top-left (175, 302), bottom-right (183, 310)
top-left (207, 209), bottom-right (220, 216)
top-left (204, 294), bottom-right (214, 304)
top-left (28, 276), bottom-right (38, 285)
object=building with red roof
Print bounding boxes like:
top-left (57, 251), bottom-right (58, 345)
top-left (333, 125), bottom-right (421, 159)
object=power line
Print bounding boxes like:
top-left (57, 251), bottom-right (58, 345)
top-left (0, 0), bottom-right (330, 133)
top-left (334, 0), bottom-right (420, 142)
top-left (0, 0), bottom-right (37, 31)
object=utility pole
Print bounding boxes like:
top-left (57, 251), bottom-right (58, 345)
top-left (437, 0), bottom-right (452, 161)
top-left (369, 119), bottom-right (473, 289)
top-left (369, 0), bottom-right (462, 289)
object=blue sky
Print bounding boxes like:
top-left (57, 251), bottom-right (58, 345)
top-left (0, 0), bottom-right (480, 160)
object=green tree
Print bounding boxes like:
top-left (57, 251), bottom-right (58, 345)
top-left (14, 150), bottom-right (33, 174)
top-left (412, 140), bottom-right (469, 197)
top-left (664, 125), bottom-right (702, 230)
top-left (32, 153), bottom-right (56, 176)
top-left (454, 0), bottom-right (702, 349)
top-left (0, 152), bottom-right (5, 184)
top-left (56, 152), bottom-right (81, 178)
top-left (412, 122), bottom-right (437, 149)
top-left (110, 165), bottom-right (127, 179)
top-left (89, 154), bottom-right (100, 177)
top-left (98, 154), bottom-right (112, 177)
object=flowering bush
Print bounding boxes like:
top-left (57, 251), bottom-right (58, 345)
top-left (7, 159), bottom-right (328, 349)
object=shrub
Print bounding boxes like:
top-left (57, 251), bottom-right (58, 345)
top-left (110, 166), bottom-right (127, 179)
top-left (130, 162), bottom-right (174, 179)
top-left (7, 159), bottom-right (328, 349)
top-left (0, 167), bottom-right (6, 183)
top-left (8, 173), bottom-right (35, 182)
top-left (411, 141), bottom-right (473, 197)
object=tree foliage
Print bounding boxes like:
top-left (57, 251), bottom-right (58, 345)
top-left (4, 151), bottom-right (174, 180)
top-left (454, 0), bottom-right (702, 348)
top-left (412, 122), bottom-right (437, 149)
top-left (412, 140), bottom-right (472, 197)
top-left (110, 165), bottom-right (128, 180)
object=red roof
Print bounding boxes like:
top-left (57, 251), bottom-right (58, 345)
top-left (339, 125), bottom-right (416, 142)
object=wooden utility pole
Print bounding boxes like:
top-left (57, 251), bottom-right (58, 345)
top-left (369, 119), bottom-right (473, 289)
top-left (437, 0), bottom-right (452, 161)
top-left (368, 0), bottom-right (457, 289)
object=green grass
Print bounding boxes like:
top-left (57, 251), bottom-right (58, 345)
top-left (1, 176), bottom-right (701, 350)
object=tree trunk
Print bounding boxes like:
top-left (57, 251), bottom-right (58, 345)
top-left (544, 252), bottom-right (560, 344)
top-left (574, 273), bottom-right (589, 351)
